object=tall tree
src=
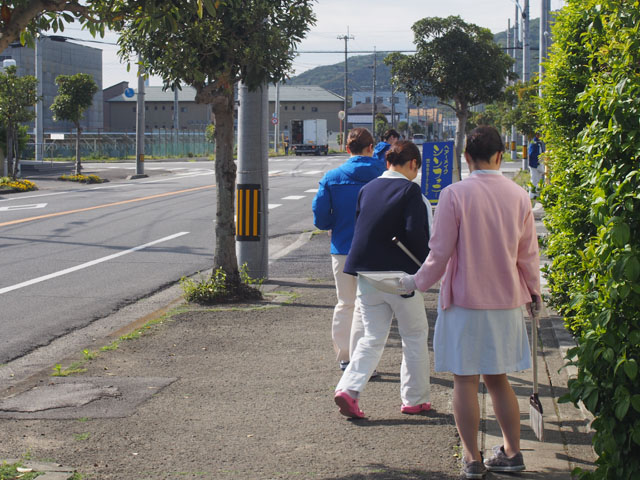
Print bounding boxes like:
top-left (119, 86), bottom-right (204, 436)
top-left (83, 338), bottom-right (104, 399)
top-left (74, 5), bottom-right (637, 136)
top-left (115, 0), bottom-right (315, 290)
top-left (386, 16), bottom-right (513, 181)
top-left (50, 73), bottom-right (98, 175)
top-left (0, 65), bottom-right (37, 179)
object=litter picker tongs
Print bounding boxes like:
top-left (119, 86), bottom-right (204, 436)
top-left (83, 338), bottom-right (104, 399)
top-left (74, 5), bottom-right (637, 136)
top-left (529, 306), bottom-right (545, 441)
top-left (391, 237), bottom-right (422, 267)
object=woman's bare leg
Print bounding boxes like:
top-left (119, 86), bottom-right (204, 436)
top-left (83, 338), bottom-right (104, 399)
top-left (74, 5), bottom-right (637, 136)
top-left (453, 374), bottom-right (481, 462)
top-left (483, 373), bottom-right (521, 457)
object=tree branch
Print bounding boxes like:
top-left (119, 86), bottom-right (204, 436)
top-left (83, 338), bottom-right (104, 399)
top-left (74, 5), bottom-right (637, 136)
top-left (0, 0), bottom-right (88, 52)
top-left (438, 101), bottom-right (458, 113)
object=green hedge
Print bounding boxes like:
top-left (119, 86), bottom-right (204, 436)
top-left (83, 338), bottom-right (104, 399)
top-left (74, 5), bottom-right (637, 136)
top-left (541, 1), bottom-right (640, 478)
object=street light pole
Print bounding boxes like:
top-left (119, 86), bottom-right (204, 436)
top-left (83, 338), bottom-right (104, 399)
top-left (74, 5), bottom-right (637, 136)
top-left (338, 28), bottom-right (354, 151)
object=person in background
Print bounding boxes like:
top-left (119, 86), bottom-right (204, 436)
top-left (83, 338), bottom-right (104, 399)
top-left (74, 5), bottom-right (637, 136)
top-left (283, 136), bottom-right (290, 156)
top-left (334, 140), bottom-right (431, 419)
top-left (373, 129), bottom-right (400, 166)
top-left (400, 126), bottom-right (541, 479)
top-left (312, 128), bottom-right (386, 372)
top-left (527, 132), bottom-right (545, 201)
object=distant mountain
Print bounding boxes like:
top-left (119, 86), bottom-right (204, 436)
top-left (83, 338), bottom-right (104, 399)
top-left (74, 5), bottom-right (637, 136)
top-left (288, 17), bottom-right (549, 95)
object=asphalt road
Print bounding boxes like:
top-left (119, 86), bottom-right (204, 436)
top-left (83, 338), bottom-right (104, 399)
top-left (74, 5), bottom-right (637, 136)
top-left (0, 156), bottom-right (345, 364)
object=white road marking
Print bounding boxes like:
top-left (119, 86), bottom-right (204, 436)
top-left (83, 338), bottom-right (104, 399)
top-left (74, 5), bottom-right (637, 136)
top-left (0, 203), bottom-right (47, 212)
top-left (301, 170), bottom-right (322, 175)
top-left (305, 189), bottom-right (318, 193)
top-left (281, 195), bottom-right (305, 200)
top-left (0, 232), bottom-right (189, 295)
top-left (268, 204), bottom-right (282, 210)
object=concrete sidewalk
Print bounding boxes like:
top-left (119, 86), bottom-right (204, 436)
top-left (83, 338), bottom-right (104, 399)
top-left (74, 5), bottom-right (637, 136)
top-left (0, 206), bottom-right (595, 479)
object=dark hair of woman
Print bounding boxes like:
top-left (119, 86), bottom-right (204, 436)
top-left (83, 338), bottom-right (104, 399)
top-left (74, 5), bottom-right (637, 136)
top-left (386, 140), bottom-right (421, 168)
top-left (347, 127), bottom-right (374, 154)
top-left (383, 129), bottom-right (400, 141)
top-left (464, 125), bottom-right (505, 163)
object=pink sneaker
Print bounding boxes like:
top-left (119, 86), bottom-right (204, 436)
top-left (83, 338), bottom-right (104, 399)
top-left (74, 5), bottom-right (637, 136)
top-left (401, 402), bottom-right (431, 414)
top-left (334, 390), bottom-right (365, 419)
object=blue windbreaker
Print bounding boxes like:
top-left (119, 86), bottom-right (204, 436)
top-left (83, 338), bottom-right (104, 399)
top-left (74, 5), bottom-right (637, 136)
top-left (373, 141), bottom-right (391, 165)
top-left (312, 155), bottom-right (386, 255)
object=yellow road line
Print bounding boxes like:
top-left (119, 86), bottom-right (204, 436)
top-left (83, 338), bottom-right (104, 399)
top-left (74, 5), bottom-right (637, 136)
top-left (0, 184), bottom-right (215, 228)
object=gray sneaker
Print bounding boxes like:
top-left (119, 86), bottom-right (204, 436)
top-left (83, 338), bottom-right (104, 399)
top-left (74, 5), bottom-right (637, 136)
top-left (462, 457), bottom-right (487, 479)
top-left (484, 445), bottom-right (525, 472)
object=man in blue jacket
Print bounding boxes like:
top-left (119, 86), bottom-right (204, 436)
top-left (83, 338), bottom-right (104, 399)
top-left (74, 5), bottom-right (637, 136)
top-left (312, 128), bottom-right (386, 372)
top-left (528, 132), bottom-right (545, 200)
top-left (373, 129), bottom-right (400, 166)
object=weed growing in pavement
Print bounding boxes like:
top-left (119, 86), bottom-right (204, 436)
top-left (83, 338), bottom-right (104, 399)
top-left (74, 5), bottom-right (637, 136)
top-left (181, 265), bottom-right (263, 304)
top-left (452, 444), bottom-right (462, 460)
top-left (511, 169), bottom-right (531, 190)
top-left (52, 362), bottom-right (87, 377)
top-left (73, 433), bottom-right (90, 442)
top-left (82, 349), bottom-right (97, 360)
top-left (0, 461), bottom-right (43, 479)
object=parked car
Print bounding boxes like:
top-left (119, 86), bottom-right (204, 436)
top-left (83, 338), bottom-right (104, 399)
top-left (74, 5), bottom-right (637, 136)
top-left (412, 134), bottom-right (426, 145)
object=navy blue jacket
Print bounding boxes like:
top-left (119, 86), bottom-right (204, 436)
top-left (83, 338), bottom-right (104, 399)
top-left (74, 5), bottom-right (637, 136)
top-left (312, 155), bottom-right (386, 255)
top-left (344, 174), bottom-right (430, 276)
top-left (528, 138), bottom-right (544, 168)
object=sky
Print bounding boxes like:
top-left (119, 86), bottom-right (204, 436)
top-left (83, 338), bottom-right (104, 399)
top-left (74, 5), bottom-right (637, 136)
top-left (59, 0), bottom-right (566, 90)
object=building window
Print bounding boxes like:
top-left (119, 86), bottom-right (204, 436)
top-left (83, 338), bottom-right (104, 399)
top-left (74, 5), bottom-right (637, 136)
top-left (154, 105), bottom-right (158, 110)
top-left (132, 107), bottom-right (135, 112)
top-left (145, 106), bottom-right (148, 111)
top-left (311, 106), bottom-right (318, 112)
top-left (181, 107), bottom-right (187, 113)
top-left (284, 106), bottom-right (288, 110)
top-left (292, 106), bottom-right (295, 110)
top-left (301, 106), bottom-right (305, 110)
top-left (162, 105), bottom-right (166, 110)
top-left (365, 97), bottom-right (371, 103)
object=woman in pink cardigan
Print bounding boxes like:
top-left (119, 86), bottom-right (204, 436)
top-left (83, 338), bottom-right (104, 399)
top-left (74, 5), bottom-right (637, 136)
top-left (401, 126), bottom-right (541, 479)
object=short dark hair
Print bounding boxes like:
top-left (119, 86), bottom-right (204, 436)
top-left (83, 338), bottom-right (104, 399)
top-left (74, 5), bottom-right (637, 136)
top-left (347, 128), bottom-right (374, 154)
top-left (464, 126), bottom-right (505, 163)
top-left (386, 140), bottom-right (421, 168)
top-left (382, 129), bottom-right (400, 141)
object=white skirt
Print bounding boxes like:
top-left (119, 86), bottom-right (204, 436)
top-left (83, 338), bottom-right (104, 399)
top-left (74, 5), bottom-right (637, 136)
top-left (433, 299), bottom-right (531, 375)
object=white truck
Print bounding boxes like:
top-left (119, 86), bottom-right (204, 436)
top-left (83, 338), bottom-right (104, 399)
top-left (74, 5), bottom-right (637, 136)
top-left (291, 119), bottom-right (328, 156)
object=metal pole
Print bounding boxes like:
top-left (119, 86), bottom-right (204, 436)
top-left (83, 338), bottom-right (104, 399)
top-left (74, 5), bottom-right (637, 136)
top-left (338, 28), bottom-right (354, 151)
top-left (274, 81), bottom-right (280, 154)
top-left (173, 87), bottom-right (179, 130)
top-left (372, 46), bottom-right (377, 137)
top-left (134, 55), bottom-right (146, 177)
top-left (539, 0), bottom-right (550, 96)
top-left (35, 36), bottom-right (43, 163)
top-left (237, 83), bottom-right (269, 279)
top-left (522, 0), bottom-right (530, 170)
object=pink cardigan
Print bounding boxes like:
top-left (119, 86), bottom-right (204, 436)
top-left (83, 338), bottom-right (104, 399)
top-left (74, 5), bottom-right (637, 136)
top-left (414, 171), bottom-right (540, 310)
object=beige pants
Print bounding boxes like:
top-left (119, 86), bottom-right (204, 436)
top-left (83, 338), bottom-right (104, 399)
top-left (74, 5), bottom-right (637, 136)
top-left (331, 255), bottom-right (364, 362)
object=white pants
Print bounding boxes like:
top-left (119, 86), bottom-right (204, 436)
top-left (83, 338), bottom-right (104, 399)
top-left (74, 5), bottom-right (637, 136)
top-left (529, 165), bottom-right (544, 199)
top-left (331, 255), bottom-right (364, 362)
top-left (336, 278), bottom-right (431, 406)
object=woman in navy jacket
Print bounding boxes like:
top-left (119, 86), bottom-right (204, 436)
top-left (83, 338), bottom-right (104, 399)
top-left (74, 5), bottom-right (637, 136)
top-left (334, 140), bottom-right (432, 418)
top-left (312, 128), bottom-right (386, 371)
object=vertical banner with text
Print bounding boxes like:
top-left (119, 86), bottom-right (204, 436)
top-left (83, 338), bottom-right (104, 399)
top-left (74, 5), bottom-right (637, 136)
top-left (421, 141), bottom-right (454, 206)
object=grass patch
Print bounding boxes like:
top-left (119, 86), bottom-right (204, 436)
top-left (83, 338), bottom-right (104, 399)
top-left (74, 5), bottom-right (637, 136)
top-left (52, 362), bottom-right (87, 377)
top-left (511, 169), bottom-right (531, 190)
top-left (0, 460), bottom-right (44, 479)
top-left (181, 265), bottom-right (263, 305)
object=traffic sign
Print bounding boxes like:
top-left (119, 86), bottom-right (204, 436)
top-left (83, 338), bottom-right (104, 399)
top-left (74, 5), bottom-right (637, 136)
top-left (124, 88), bottom-right (135, 98)
top-left (271, 117), bottom-right (278, 125)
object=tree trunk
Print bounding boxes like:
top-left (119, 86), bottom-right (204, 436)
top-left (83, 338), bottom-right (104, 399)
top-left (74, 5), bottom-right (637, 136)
top-left (453, 106), bottom-right (469, 183)
top-left (12, 127), bottom-right (19, 179)
top-left (209, 88), bottom-right (240, 285)
top-left (7, 125), bottom-right (14, 179)
top-left (75, 122), bottom-right (82, 175)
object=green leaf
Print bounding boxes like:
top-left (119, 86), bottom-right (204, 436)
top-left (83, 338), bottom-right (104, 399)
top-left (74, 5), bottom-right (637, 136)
top-left (615, 395), bottom-right (630, 420)
top-left (624, 359), bottom-right (638, 380)
top-left (612, 222), bottom-right (631, 247)
top-left (633, 425), bottom-right (640, 446)
top-left (624, 256), bottom-right (640, 281)
top-left (631, 394), bottom-right (640, 413)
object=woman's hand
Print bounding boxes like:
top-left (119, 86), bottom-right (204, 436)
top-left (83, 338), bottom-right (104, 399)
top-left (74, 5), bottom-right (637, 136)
top-left (526, 294), bottom-right (542, 323)
top-left (399, 274), bottom-right (416, 295)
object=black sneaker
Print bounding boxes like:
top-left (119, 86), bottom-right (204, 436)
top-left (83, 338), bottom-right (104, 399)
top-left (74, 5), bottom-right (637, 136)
top-left (339, 361), bottom-right (349, 371)
top-left (484, 445), bottom-right (525, 472)
top-left (462, 457), bottom-right (486, 479)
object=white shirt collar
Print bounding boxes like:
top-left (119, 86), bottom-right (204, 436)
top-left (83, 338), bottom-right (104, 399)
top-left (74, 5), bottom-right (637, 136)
top-left (381, 170), bottom-right (410, 180)
top-left (470, 169), bottom-right (502, 176)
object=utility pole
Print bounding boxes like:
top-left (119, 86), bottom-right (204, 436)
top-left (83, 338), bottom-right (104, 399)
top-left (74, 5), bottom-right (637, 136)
top-left (274, 81), bottom-right (280, 154)
top-left (173, 87), bottom-right (179, 130)
top-left (372, 46), bottom-right (377, 137)
top-left (337, 28), bottom-right (354, 151)
top-left (134, 55), bottom-right (147, 178)
top-left (237, 83), bottom-right (269, 279)
top-left (522, 0), bottom-right (530, 170)
top-left (539, 0), bottom-right (551, 96)
top-left (35, 35), bottom-right (43, 163)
